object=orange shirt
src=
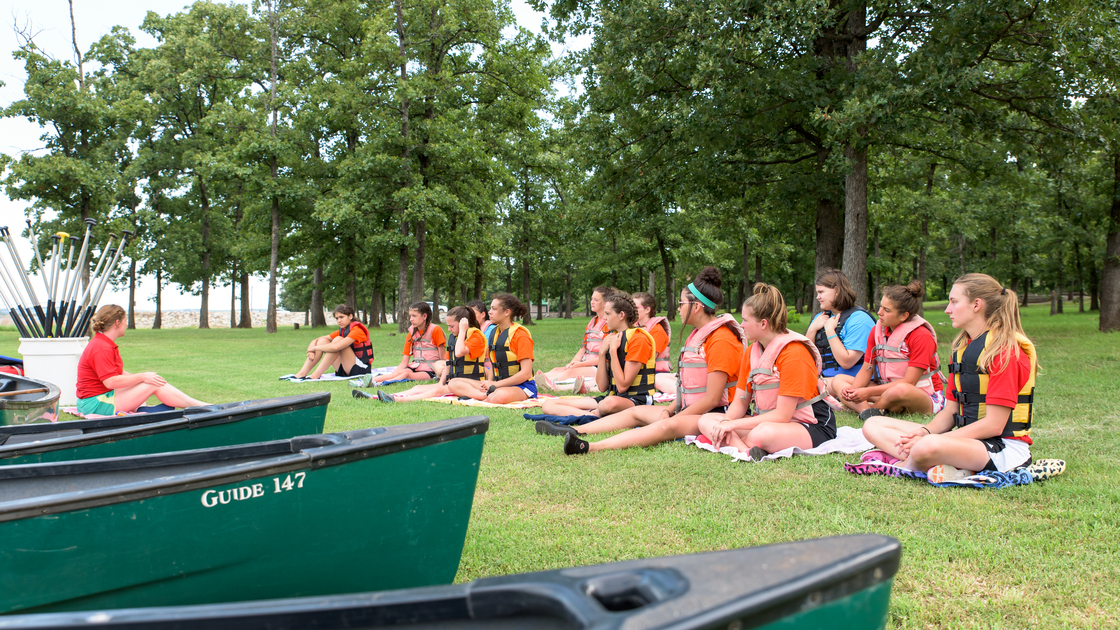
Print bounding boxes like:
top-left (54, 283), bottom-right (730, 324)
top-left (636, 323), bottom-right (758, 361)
top-left (739, 339), bottom-right (820, 400)
top-left (507, 326), bottom-right (534, 362)
top-left (330, 324), bottom-right (369, 345)
top-left (703, 326), bottom-right (744, 401)
top-left (646, 321), bottom-right (669, 355)
top-left (458, 328), bottom-right (486, 361)
top-left (623, 329), bottom-right (654, 364)
top-left (402, 325), bottom-right (447, 356)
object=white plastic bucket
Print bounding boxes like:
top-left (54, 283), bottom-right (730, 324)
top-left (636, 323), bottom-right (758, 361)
top-left (18, 337), bottom-right (89, 406)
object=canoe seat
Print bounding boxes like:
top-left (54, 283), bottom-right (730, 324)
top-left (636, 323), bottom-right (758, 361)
top-left (5, 430), bottom-right (84, 445)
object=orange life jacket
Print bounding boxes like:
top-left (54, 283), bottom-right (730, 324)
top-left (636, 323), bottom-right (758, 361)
top-left (407, 324), bottom-right (443, 373)
top-left (582, 316), bottom-right (608, 361)
top-left (676, 314), bottom-right (745, 409)
top-left (742, 332), bottom-right (829, 425)
top-left (642, 316), bottom-right (672, 373)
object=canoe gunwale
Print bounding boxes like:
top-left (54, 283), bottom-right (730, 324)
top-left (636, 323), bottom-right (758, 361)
top-left (0, 416), bottom-right (489, 523)
top-left (0, 376), bottom-right (61, 411)
top-left (0, 535), bottom-right (898, 629)
top-left (0, 410), bottom-right (184, 440)
top-left (0, 393), bottom-right (332, 458)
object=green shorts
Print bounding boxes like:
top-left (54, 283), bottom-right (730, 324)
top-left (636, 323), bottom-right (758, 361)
top-left (77, 391), bottom-right (117, 417)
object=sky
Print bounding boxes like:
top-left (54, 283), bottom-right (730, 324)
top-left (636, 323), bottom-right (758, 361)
top-left (0, 0), bottom-right (587, 312)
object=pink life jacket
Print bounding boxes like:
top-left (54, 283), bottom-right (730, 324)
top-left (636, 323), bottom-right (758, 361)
top-left (870, 316), bottom-right (942, 395)
top-left (583, 316), bottom-right (608, 361)
top-left (676, 314), bottom-right (745, 408)
top-left (742, 332), bottom-right (829, 425)
top-left (406, 324), bottom-right (443, 373)
top-left (642, 316), bottom-right (672, 373)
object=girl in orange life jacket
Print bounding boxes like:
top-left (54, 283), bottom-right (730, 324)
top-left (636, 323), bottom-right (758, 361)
top-left (539, 292), bottom-right (658, 419)
top-left (633, 291), bottom-right (676, 395)
top-left (862, 274), bottom-right (1039, 479)
top-left (372, 302), bottom-right (447, 384)
top-left (806, 269), bottom-right (876, 398)
top-left (358, 307), bottom-right (486, 403)
top-left (535, 286), bottom-right (613, 393)
top-left (447, 293), bottom-right (538, 403)
top-left (551, 268), bottom-right (744, 455)
top-left (696, 284), bottom-right (838, 459)
top-left (833, 281), bottom-right (946, 419)
top-left (292, 304), bottom-right (375, 380)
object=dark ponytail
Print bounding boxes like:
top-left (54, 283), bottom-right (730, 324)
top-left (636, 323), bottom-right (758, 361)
top-left (492, 293), bottom-right (528, 319)
top-left (881, 281), bottom-right (924, 321)
top-left (687, 267), bottom-right (723, 316)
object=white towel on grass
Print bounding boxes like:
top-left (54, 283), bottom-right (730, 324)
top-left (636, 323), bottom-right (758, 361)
top-left (279, 366), bottom-right (396, 382)
top-left (684, 426), bottom-right (873, 462)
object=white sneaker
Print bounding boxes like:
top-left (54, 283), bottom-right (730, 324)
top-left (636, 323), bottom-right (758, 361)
top-left (926, 464), bottom-right (974, 483)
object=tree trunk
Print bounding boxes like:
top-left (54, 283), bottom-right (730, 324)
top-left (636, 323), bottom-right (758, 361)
top-left (153, 270), bottom-right (162, 329)
top-left (1022, 277), bottom-right (1030, 308)
top-left (127, 258), bottom-right (136, 329)
top-left (814, 152), bottom-right (844, 276)
top-left (537, 277), bottom-right (544, 320)
top-left (648, 270), bottom-right (656, 310)
top-left (370, 286), bottom-right (381, 329)
top-left (431, 285), bottom-right (441, 323)
top-left (198, 179), bottom-right (211, 329)
top-left (1090, 263), bottom-right (1100, 311)
top-left (842, 143), bottom-right (868, 308)
top-left (521, 257), bottom-right (534, 325)
top-left (397, 220), bottom-right (411, 333)
top-left (755, 254), bottom-right (762, 287)
top-left (230, 271), bottom-right (237, 328)
top-left (474, 255), bottom-right (484, 300)
top-left (872, 227), bottom-right (881, 309)
top-left (239, 271), bottom-right (251, 328)
top-left (657, 233), bottom-right (675, 321)
top-left (311, 266), bottom-right (326, 327)
top-left (412, 219), bottom-right (426, 304)
top-left (564, 266), bottom-right (572, 319)
top-left (1050, 290), bottom-right (1058, 316)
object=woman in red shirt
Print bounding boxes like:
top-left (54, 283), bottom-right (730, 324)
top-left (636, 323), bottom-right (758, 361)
top-left (75, 305), bottom-right (208, 416)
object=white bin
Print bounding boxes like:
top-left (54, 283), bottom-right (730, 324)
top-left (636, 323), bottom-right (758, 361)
top-left (18, 337), bottom-right (89, 406)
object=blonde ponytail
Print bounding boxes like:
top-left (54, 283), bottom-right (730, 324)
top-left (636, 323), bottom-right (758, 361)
top-left (743, 283), bottom-right (788, 334)
top-left (951, 273), bottom-right (1033, 371)
top-left (91, 305), bottom-right (126, 333)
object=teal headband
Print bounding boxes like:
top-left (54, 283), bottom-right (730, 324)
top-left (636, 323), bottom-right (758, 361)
top-left (686, 283), bottom-right (718, 310)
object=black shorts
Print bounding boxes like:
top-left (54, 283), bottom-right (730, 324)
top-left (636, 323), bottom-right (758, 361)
top-left (594, 393), bottom-right (654, 406)
top-left (336, 361), bottom-right (372, 377)
top-left (799, 402), bottom-right (837, 448)
top-left (416, 370), bottom-right (437, 380)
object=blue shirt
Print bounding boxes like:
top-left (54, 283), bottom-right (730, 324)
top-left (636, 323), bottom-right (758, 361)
top-left (812, 310), bottom-right (876, 377)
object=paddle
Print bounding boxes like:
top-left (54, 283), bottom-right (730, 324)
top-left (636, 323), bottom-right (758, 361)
top-left (0, 388), bottom-right (49, 398)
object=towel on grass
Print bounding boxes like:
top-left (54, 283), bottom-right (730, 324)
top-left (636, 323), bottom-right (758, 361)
top-left (280, 366), bottom-right (401, 383)
top-left (419, 393), bottom-right (560, 409)
top-left (844, 458), bottom-right (1066, 489)
top-left (684, 426), bottom-right (874, 462)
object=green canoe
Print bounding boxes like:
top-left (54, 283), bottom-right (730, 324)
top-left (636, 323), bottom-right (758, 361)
top-left (0, 534), bottom-right (899, 629)
top-left (0, 393), bottom-right (330, 465)
top-left (0, 375), bottom-right (60, 426)
top-left (0, 416), bottom-right (488, 615)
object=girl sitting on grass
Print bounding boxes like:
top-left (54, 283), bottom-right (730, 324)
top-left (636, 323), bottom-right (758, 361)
top-left (448, 294), bottom-right (537, 403)
top-left (695, 283), bottom-right (838, 461)
top-left (832, 281), bottom-right (945, 420)
top-left (357, 306), bottom-right (486, 403)
top-left (468, 299), bottom-right (496, 344)
top-left (372, 302), bottom-right (446, 384)
top-left (634, 291), bottom-right (675, 394)
top-left (537, 292), bottom-right (657, 420)
top-left (535, 286), bottom-right (612, 394)
top-left (805, 269), bottom-right (876, 396)
top-left (860, 273), bottom-right (1039, 482)
top-left (541, 267), bottom-right (744, 455)
top-left (292, 304), bottom-right (374, 380)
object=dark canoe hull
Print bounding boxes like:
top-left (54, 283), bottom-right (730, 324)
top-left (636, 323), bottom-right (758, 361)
top-left (0, 376), bottom-right (60, 426)
top-left (0, 534), bottom-right (898, 629)
top-left (0, 394), bottom-right (330, 465)
top-left (0, 417), bottom-right (488, 615)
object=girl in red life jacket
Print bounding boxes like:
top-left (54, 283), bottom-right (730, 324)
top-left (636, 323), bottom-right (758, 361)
top-left (76, 305), bottom-right (209, 417)
top-left (633, 291), bottom-right (676, 395)
top-left (862, 274), bottom-right (1038, 481)
top-left (539, 292), bottom-right (658, 420)
top-left (358, 306), bottom-right (486, 403)
top-left (447, 293), bottom-right (537, 403)
top-left (535, 286), bottom-right (613, 393)
top-left (372, 302), bottom-right (447, 384)
top-left (696, 284), bottom-right (837, 460)
top-left (550, 267), bottom-right (744, 456)
top-left (293, 304), bottom-right (375, 380)
top-left (833, 281), bottom-right (945, 420)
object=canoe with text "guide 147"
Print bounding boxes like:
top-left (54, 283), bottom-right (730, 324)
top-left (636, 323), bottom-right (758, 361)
top-left (0, 416), bottom-right (488, 614)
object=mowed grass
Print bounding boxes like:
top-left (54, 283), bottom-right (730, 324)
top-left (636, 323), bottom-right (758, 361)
top-left (2, 304), bottom-right (1117, 628)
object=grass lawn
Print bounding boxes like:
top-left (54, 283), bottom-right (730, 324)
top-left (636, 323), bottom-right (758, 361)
top-left (2, 304), bottom-right (1117, 628)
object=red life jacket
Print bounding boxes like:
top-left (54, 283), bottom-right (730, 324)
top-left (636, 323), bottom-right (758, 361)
top-left (869, 316), bottom-right (942, 395)
top-left (676, 314), bottom-right (745, 408)
top-left (339, 322), bottom-right (374, 365)
top-left (407, 324), bottom-right (443, 373)
top-left (583, 316), bottom-right (608, 361)
top-left (642, 316), bottom-right (672, 373)
top-left (742, 332), bottom-right (829, 425)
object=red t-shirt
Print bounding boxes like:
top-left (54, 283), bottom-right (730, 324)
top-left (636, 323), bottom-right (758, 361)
top-left (864, 325), bottom-right (943, 391)
top-left (76, 333), bottom-right (123, 399)
top-left (947, 343), bottom-right (1034, 443)
top-left (402, 325), bottom-right (447, 356)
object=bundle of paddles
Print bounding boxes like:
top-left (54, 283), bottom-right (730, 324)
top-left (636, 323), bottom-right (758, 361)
top-left (317, 269), bottom-right (1063, 486)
